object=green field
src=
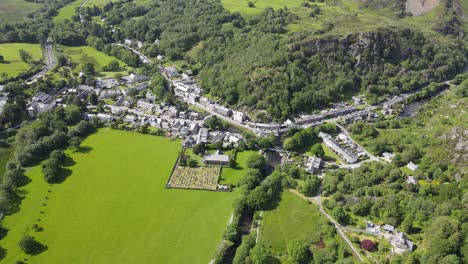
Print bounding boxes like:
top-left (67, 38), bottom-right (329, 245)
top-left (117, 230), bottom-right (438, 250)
top-left (222, 0), bottom-right (447, 36)
top-left (0, 129), bottom-right (239, 263)
top-left (0, 0), bottom-right (42, 23)
top-left (219, 150), bottom-right (257, 185)
top-left (259, 191), bottom-right (329, 255)
top-left (53, 0), bottom-right (81, 23)
top-left (0, 43), bottom-right (43, 80)
top-left (61, 46), bottom-right (128, 76)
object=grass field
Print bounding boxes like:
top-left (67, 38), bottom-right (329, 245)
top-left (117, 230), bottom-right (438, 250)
top-left (219, 150), bottom-right (257, 185)
top-left (222, 0), bottom-right (448, 36)
top-left (0, 0), bottom-right (42, 23)
top-left (61, 46), bottom-right (128, 76)
top-left (0, 43), bottom-right (43, 80)
top-left (0, 129), bottom-right (239, 263)
top-left (259, 191), bottom-right (329, 255)
top-left (53, 0), bottom-right (81, 23)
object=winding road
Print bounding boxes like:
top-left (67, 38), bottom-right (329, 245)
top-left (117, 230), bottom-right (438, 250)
top-left (27, 42), bottom-right (57, 83)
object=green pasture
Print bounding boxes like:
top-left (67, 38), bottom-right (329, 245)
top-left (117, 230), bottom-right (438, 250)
top-left (0, 129), bottom-right (238, 263)
top-left (61, 46), bottom-right (128, 76)
top-left (0, 0), bottom-right (42, 23)
top-left (0, 43), bottom-right (43, 80)
top-left (53, 0), bottom-right (82, 23)
top-left (222, 0), bottom-right (449, 37)
top-left (259, 191), bottom-right (328, 255)
top-left (220, 150), bottom-right (257, 185)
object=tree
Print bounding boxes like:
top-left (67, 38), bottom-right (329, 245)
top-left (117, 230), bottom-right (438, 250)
top-left (360, 239), bottom-right (375, 251)
top-left (19, 49), bottom-right (32, 63)
top-left (87, 92), bottom-right (98, 105)
top-left (331, 206), bottom-right (349, 225)
top-left (103, 60), bottom-right (119, 71)
top-left (247, 153), bottom-right (266, 171)
top-left (82, 63), bottom-right (95, 76)
top-left (192, 143), bottom-right (205, 155)
top-left (68, 137), bottom-right (82, 149)
top-left (302, 176), bottom-right (320, 196)
top-left (0, 55), bottom-right (4, 62)
top-left (247, 1), bottom-right (255, 7)
top-left (19, 235), bottom-right (45, 255)
top-left (424, 217), bottom-right (462, 258)
top-left (310, 143), bottom-right (324, 157)
top-left (64, 105), bottom-right (82, 125)
top-left (233, 232), bottom-right (256, 264)
top-left (50, 150), bottom-right (66, 163)
top-left (188, 159), bottom-right (198, 168)
top-left (287, 239), bottom-right (312, 264)
top-left (250, 243), bottom-right (271, 264)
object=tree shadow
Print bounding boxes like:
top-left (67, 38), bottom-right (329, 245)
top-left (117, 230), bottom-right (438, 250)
top-left (0, 226), bottom-right (8, 240)
top-left (74, 146), bottom-right (93, 154)
top-left (52, 168), bottom-right (72, 184)
top-left (5, 190), bottom-right (27, 215)
top-left (262, 190), bottom-right (283, 211)
top-left (0, 61), bottom-right (10, 65)
top-left (26, 241), bottom-right (48, 256)
top-left (62, 156), bottom-right (76, 167)
top-left (267, 256), bottom-right (281, 264)
top-left (0, 246), bottom-right (6, 261)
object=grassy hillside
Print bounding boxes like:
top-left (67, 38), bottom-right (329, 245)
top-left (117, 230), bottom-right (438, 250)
top-left (53, 0), bottom-right (81, 23)
top-left (61, 45), bottom-right (128, 77)
top-left (0, 0), bottom-right (42, 23)
top-left (0, 129), bottom-right (239, 263)
top-left (0, 43), bottom-right (43, 80)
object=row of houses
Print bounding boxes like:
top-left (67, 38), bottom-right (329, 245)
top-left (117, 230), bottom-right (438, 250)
top-left (319, 132), bottom-right (359, 164)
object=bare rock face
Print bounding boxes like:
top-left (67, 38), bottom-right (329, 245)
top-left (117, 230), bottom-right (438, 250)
top-left (444, 127), bottom-right (468, 169)
top-left (288, 27), bottom-right (425, 71)
top-left (406, 0), bottom-right (440, 16)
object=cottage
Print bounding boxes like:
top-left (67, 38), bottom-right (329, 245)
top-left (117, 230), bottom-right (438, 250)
top-left (96, 78), bottom-right (119, 89)
top-left (213, 104), bottom-right (232, 117)
top-left (124, 115), bottom-right (137, 123)
top-left (213, 132), bottom-right (225, 142)
top-left (307, 156), bottom-right (322, 174)
top-left (189, 123), bottom-right (200, 134)
top-left (383, 224), bottom-right (395, 233)
top-left (165, 66), bottom-right (179, 78)
top-left (97, 113), bottom-right (113, 122)
top-left (27, 92), bottom-right (56, 117)
top-left (197, 128), bottom-right (209, 144)
top-left (406, 162), bottom-right (418, 171)
top-left (390, 232), bottom-right (414, 253)
top-left (233, 111), bottom-right (245, 122)
top-left (382, 152), bottom-right (395, 161)
top-left (203, 154), bottom-right (230, 166)
top-left (183, 136), bottom-right (196, 148)
top-left (137, 100), bottom-right (154, 111)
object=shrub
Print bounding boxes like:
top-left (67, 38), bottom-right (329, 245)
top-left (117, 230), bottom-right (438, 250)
top-left (18, 235), bottom-right (45, 255)
top-left (361, 239), bottom-right (375, 251)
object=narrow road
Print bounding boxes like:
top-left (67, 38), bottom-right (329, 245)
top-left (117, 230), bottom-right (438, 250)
top-left (27, 42), bottom-right (56, 83)
top-left (288, 189), bottom-right (365, 262)
top-left (79, 0), bottom-right (90, 22)
top-left (113, 43), bottom-right (152, 64)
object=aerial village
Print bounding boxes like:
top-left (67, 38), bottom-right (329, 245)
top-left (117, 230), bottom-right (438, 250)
top-left (0, 40), bottom-right (419, 256)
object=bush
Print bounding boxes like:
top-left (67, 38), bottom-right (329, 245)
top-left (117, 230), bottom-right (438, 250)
top-left (18, 235), bottom-right (45, 255)
top-left (361, 239), bottom-right (375, 251)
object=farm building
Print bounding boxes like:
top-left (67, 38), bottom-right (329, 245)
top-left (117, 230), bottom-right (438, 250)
top-left (203, 154), bottom-right (230, 166)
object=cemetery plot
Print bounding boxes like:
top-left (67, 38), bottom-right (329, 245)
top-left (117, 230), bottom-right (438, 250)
top-left (168, 166), bottom-right (221, 190)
